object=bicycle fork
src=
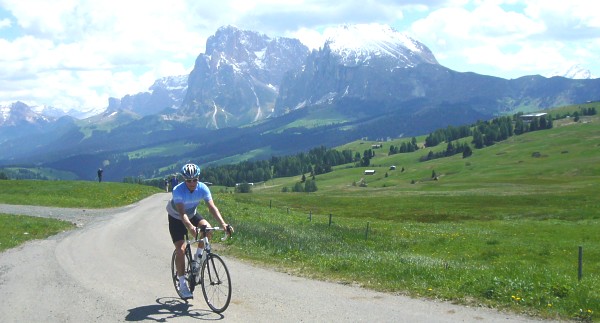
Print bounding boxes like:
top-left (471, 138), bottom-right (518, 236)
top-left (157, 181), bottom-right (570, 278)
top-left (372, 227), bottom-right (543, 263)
top-left (205, 256), bottom-right (223, 285)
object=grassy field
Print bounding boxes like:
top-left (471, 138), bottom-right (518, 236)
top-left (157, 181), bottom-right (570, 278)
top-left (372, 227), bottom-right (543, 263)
top-left (218, 112), bottom-right (599, 321)
top-left (0, 180), bottom-right (163, 208)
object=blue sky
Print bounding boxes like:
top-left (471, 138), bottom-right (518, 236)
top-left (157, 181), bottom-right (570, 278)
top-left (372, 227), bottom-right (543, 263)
top-left (1, 0), bottom-right (599, 112)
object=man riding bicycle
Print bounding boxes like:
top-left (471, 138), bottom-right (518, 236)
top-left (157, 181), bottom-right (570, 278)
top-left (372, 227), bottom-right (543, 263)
top-left (166, 163), bottom-right (234, 299)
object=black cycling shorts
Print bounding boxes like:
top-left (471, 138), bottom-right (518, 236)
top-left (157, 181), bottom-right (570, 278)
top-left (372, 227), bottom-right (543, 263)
top-left (168, 214), bottom-right (203, 243)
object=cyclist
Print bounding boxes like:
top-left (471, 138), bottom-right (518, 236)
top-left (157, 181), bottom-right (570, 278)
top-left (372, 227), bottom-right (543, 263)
top-left (167, 163), bottom-right (234, 299)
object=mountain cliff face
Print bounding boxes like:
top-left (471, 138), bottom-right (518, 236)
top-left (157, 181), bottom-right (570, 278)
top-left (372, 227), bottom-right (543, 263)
top-left (0, 101), bottom-right (53, 127)
top-left (180, 25), bottom-right (309, 128)
top-left (107, 75), bottom-right (187, 116)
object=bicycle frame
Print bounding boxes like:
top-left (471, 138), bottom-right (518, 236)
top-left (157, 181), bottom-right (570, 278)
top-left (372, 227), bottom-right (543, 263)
top-left (187, 226), bottom-right (228, 258)
top-left (172, 226), bottom-right (232, 313)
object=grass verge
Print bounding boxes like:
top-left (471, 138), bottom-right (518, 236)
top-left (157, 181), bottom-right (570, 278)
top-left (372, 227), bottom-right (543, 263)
top-left (0, 214), bottom-right (74, 252)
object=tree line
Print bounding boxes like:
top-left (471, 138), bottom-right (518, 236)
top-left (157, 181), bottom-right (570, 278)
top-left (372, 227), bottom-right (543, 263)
top-left (201, 146), bottom-right (354, 187)
top-left (389, 112), bottom-right (559, 163)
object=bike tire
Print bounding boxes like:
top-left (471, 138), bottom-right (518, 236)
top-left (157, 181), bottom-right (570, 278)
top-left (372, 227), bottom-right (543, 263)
top-left (200, 253), bottom-right (232, 313)
top-left (186, 245), bottom-right (197, 292)
top-left (171, 246), bottom-right (196, 298)
top-left (170, 250), bottom-right (182, 298)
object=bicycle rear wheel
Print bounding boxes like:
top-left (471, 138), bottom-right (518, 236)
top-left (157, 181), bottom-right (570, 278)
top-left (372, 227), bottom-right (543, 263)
top-left (200, 253), bottom-right (232, 313)
top-left (171, 246), bottom-right (196, 298)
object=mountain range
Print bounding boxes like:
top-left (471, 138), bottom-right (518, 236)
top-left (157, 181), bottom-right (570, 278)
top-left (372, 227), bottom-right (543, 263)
top-left (1, 24), bottom-right (599, 182)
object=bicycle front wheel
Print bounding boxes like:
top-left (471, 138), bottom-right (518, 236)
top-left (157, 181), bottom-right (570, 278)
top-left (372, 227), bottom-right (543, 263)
top-left (200, 253), bottom-right (232, 313)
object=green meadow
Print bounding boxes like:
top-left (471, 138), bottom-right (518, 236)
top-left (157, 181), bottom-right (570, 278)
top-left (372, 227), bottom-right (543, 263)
top-left (0, 180), bottom-right (162, 208)
top-left (219, 112), bottom-right (599, 321)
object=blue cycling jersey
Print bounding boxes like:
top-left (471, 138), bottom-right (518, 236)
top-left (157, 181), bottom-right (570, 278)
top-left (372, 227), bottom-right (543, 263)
top-left (166, 181), bottom-right (212, 220)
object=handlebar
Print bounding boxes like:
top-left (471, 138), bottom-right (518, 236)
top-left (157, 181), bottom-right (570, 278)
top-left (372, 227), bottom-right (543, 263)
top-left (194, 226), bottom-right (233, 241)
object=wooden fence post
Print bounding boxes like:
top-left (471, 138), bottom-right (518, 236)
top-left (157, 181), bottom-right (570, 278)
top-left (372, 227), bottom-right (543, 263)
top-left (578, 246), bottom-right (583, 281)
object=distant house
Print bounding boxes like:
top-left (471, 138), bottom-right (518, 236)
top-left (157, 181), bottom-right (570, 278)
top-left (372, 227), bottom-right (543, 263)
top-left (520, 113), bottom-right (548, 122)
top-left (364, 170), bottom-right (376, 175)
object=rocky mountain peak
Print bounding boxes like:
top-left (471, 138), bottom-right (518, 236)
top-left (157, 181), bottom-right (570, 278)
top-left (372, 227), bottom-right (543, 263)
top-left (181, 26), bottom-right (309, 128)
top-left (274, 24), bottom-right (441, 114)
top-left (0, 101), bottom-right (52, 127)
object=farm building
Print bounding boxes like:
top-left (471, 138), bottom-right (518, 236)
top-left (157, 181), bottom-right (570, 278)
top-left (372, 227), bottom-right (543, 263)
top-left (364, 170), bottom-right (376, 175)
top-left (520, 113), bottom-right (548, 122)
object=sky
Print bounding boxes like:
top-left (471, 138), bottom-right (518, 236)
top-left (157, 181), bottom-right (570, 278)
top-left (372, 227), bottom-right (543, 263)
top-left (1, 0), bottom-right (599, 113)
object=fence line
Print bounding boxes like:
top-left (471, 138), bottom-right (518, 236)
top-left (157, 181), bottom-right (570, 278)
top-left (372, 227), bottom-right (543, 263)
top-left (268, 201), bottom-right (372, 240)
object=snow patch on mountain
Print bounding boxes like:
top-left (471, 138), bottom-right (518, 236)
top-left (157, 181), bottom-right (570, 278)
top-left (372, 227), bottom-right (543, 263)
top-left (322, 23), bottom-right (438, 67)
top-left (0, 101), bottom-right (52, 126)
top-left (547, 64), bottom-right (596, 79)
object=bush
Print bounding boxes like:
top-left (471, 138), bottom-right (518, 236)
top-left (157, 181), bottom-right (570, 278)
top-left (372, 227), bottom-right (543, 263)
top-left (235, 182), bottom-right (253, 193)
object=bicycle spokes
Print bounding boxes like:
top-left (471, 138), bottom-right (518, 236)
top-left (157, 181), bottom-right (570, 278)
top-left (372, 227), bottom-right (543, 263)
top-left (201, 254), bottom-right (232, 313)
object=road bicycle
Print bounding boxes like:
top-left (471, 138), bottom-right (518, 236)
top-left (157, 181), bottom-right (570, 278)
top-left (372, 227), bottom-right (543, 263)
top-left (171, 226), bottom-right (232, 313)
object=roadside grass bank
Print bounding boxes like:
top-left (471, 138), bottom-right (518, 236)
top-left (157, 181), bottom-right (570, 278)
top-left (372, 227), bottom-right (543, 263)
top-left (0, 213), bottom-right (74, 252)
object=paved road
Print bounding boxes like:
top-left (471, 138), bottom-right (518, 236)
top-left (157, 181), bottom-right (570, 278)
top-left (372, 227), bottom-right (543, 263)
top-left (0, 193), bottom-right (556, 322)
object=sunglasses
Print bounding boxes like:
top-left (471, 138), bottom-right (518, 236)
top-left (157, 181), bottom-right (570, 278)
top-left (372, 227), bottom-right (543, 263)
top-left (185, 178), bottom-right (199, 183)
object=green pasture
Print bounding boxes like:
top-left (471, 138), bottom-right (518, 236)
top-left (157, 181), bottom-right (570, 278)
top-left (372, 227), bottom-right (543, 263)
top-left (222, 114), bottom-right (599, 321)
top-left (128, 140), bottom-right (202, 160)
top-left (0, 180), bottom-right (162, 208)
top-left (0, 167), bottom-right (79, 181)
top-left (265, 108), bottom-right (351, 134)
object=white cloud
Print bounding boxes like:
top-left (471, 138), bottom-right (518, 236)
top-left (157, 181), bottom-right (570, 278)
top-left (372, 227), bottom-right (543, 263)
top-left (0, 0), bottom-right (598, 111)
top-left (0, 17), bottom-right (10, 28)
top-left (0, 0), bottom-right (207, 110)
top-left (408, 0), bottom-right (600, 78)
top-left (293, 27), bottom-right (326, 50)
